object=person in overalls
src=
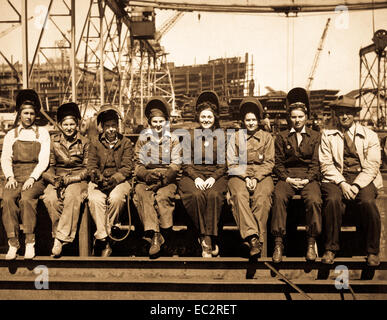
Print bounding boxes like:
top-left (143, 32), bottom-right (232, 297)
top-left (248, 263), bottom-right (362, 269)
top-left (227, 97), bottom-right (275, 258)
top-left (178, 91), bottom-right (227, 258)
top-left (133, 97), bottom-right (181, 258)
top-left (41, 102), bottom-right (89, 257)
top-left (271, 87), bottom-right (322, 263)
top-left (87, 105), bottom-right (134, 257)
top-left (1, 89), bottom-right (51, 260)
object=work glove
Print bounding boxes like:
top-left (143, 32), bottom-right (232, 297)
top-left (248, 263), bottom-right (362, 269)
top-left (162, 167), bottom-right (177, 185)
top-left (63, 175), bottom-right (81, 186)
top-left (42, 172), bottom-right (59, 185)
top-left (145, 171), bottom-right (161, 184)
top-left (53, 176), bottom-right (65, 199)
top-left (90, 170), bottom-right (104, 185)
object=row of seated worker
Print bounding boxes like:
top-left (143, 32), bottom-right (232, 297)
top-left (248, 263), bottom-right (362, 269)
top-left (0, 88), bottom-right (384, 268)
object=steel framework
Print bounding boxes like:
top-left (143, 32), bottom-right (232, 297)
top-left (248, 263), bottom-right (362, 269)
top-left (0, 0), bottom-right (176, 126)
top-left (359, 29), bottom-right (387, 127)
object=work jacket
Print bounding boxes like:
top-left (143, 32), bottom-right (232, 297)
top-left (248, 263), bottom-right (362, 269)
top-left (134, 128), bottom-right (181, 182)
top-left (88, 132), bottom-right (134, 184)
top-left (274, 126), bottom-right (320, 182)
top-left (44, 132), bottom-right (89, 182)
top-left (227, 128), bottom-right (274, 181)
top-left (319, 122), bottom-right (383, 190)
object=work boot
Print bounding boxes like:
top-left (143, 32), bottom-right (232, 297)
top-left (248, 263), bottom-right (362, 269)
top-left (272, 237), bottom-right (284, 263)
top-left (249, 235), bottom-right (261, 257)
top-left (211, 244), bottom-right (220, 257)
top-left (101, 241), bottom-right (112, 257)
top-left (367, 254), bottom-right (380, 267)
top-left (51, 238), bottom-right (63, 258)
top-left (149, 232), bottom-right (164, 256)
top-left (306, 238), bottom-right (317, 261)
top-left (5, 241), bottom-right (19, 260)
top-left (321, 250), bottom-right (335, 264)
top-left (24, 242), bottom-right (35, 260)
top-left (200, 239), bottom-right (212, 258)
top-left (93, 238), bottom-right (112, 257)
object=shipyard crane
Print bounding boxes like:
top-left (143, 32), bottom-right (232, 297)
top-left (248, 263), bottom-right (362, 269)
top-left (0, 16), bottom-right (33, 39)
top-left (155, 11), bottom-right (184, 42)
top-left (306, 18), bottom-right (331, 91)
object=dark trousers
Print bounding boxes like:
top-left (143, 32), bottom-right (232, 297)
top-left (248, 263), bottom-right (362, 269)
top-left (271, 180), bottom-right (322, 238)
top-left (321, 182), bottom-right (381, 254)
top-left (178, 176), bottom-right (227, 237)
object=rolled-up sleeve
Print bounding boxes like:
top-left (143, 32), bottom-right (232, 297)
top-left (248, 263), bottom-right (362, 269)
top-left (1, 130), bottom-right (15, 179)
top-left (30, 127), bottom-right (51, 180)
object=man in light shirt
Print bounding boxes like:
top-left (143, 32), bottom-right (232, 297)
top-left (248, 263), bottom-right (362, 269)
top-left (319, 95), bottom-right (383, 266)
top-left (1, 89), bottom-right (50, 260)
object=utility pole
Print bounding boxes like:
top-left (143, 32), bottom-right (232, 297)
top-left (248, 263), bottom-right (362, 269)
top-left (21, 0), bottom-right (28, 88)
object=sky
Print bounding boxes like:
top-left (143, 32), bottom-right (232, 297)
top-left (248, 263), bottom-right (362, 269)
top-left (0, 1), bottom-right (386, 96)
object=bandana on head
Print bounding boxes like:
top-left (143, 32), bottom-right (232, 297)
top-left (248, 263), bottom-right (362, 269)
top-left (149, 108), bottom-right (166, 119)
top-left (61, 115), bottom-right (78, 123)
top-left (20, 101), bottom-right (37, 111)
top-left (289, 102), bottom-right (308, 114)
top-left (242, 103), bottom-right (260, 120)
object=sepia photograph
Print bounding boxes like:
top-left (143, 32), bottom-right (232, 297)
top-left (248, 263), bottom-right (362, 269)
top-left (0, 0), bottom-right (386, 312)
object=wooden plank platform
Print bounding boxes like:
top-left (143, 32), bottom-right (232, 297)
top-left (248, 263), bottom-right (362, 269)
top-left (0, 256), bottom-right (386, 300)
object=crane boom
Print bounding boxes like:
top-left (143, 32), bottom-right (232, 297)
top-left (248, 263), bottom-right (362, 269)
top-left (306, 18), bottom-right (330, 91)
top-left (0, 16), bottom-right (33, 39)
top-left (155, 11), bottom-right (184, 42)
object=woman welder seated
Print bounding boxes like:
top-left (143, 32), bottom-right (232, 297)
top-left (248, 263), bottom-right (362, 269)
top-left (1, 89), bottom-right (50, 260)
top-left (42, 102), bottom-right (89, 257)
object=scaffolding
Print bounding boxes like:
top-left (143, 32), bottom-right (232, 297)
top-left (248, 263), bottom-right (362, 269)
top-left (0, 0), bottom-right (175, 127)
top-left (359, 29), bottom-right (387, 127)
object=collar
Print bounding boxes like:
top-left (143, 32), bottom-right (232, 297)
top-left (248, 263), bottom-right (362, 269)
top-left (326, 122), bottom-right (365, 138)
top-left (17, 124), bottom-right (37, 133)
top-left (143, 127), bottom-right (172, 138)
top-left (289, 126), bottom-right (308, 135)
top-left (100, 132), bottom-right (122, 147)
top-left (60, 131), bottom-right (82, 145)
top-left (245, 129), bottom-right (262, 141)
top-left (289, 126), bottom-right (306, 134)
top-left (345, 123), bottom-right (356, 136)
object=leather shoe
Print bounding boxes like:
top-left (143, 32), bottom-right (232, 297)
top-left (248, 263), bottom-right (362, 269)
top-left (306, 244), bottom-right (317, 261)
top-left (149, 232), bottom-right (165, 256)
top-left (249, 236), bottom-right (261, 257)
top-left (101, 242), bottom-right (112, 257)
top-left (272, 243), bottom-right (284, 263)
top-left (93, 238), bottom-right (112, 257)
top-left (367, 254), bottom-right (380, 267)
top-left (321, 250), bottom-right (335, 264)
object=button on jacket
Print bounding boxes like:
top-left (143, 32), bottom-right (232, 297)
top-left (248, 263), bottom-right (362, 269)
top-left (273, 126), bottom-right (320, 182)
top-left (227, 129), bottom-right (274, 181)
